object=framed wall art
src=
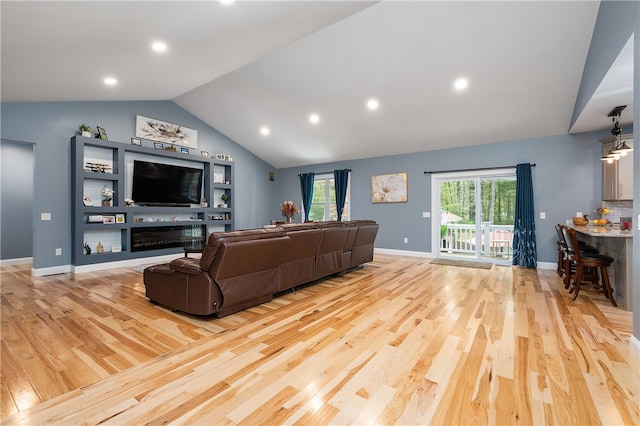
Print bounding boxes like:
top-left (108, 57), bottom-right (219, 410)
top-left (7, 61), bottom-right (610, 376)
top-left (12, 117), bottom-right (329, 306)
top-left (136, 115), bottom-right (198, 148)
top-left (371, 172), bottom-right (408, 203)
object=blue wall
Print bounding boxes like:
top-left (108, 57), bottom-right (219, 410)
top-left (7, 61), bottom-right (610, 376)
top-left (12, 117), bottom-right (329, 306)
top-left (0, 101), bottom-right (277, 269)
top-left (277, 131), bottom-right (612, 263)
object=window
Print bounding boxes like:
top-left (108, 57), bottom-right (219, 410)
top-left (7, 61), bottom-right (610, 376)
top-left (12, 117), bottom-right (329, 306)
top-left (308, 173), bottom-right (350, 221)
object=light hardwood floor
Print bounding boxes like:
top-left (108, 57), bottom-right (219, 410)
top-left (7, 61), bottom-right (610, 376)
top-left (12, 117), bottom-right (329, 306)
top-left (1, 254), bottom-right (638, 425)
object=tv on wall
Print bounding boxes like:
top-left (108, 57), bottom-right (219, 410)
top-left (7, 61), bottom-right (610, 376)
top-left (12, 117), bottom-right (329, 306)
top-left (132, 160), bottom-right (203, 206)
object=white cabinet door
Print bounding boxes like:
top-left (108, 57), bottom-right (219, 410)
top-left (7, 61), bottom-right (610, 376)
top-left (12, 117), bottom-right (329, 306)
top-left (617, 140), bottom-right (633, 200)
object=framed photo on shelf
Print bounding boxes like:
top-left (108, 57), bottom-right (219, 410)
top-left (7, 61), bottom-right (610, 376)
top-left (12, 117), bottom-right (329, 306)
top-left (96, 126), bottom-right (108, 140)
top-left (116, 214), bottom-right (125, 224)
top-left (130, 138), bottom-right (142, 146)
top-left (181, 147), bottom-right (189, 154)
top-left (103, 215), bottom-right (116, 224)
top-left (154, 142), bottom-right (164, 150)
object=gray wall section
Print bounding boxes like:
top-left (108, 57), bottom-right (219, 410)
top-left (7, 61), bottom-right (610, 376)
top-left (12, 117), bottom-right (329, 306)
top-left (277, 131), bottom-right (610, 263)
top-left (0, 140), bottom-right (34, 259)
top-left (571, 0), bottom-right (639, 128)
top-left (0, 101), bottom-right (276, 268)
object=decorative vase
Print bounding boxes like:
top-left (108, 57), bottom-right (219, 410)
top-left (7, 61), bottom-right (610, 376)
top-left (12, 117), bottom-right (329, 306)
top-left (81, 131), bottom-right (92, 138)
top-left (102, 199), bottom-right (111, 207)
top-left (285, 215), bottom-right (293, 224)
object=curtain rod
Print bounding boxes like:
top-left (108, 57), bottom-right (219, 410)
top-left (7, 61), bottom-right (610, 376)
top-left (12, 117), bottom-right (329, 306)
top-left (423, 163), bottom-right (535, 174)
top-left (298, 169), bottom-right (351, 177)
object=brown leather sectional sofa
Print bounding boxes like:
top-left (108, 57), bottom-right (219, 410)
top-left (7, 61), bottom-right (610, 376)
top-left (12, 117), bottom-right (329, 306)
top-left (143, 220), bottom-right (378, 317)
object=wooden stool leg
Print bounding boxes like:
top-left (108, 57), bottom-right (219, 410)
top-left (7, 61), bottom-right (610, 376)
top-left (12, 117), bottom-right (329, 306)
top-left (571, 266), bottom-right (583, 301)
top-left (600, 266), bottom-right (617, 307)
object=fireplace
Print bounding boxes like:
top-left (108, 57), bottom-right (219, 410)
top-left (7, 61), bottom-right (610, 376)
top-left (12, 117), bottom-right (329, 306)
top-left (131, 225), bottom-right (206, 252)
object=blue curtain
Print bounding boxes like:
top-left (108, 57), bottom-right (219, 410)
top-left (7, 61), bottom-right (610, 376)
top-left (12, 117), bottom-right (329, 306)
top-left (299, 173), bottom-right (314, 222)
top-left (512, 163), bottom-right (537, 268)
top-left (334, 169), bottom-right (349, 221)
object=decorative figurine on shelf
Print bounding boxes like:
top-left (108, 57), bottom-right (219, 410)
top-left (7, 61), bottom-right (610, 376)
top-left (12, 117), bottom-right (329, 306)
top-left (83, 196), bottom-right (93, 206)
top-left (125, 198), bottom-right (134, 207)
top-left (281, 200), bottom-right (299, 224)
top-left (102, 185), bottom-right (114, 207)
top-left (83, 242), bottom-right (91, 255)
top-left (97, 242), bottom-right (104, 253)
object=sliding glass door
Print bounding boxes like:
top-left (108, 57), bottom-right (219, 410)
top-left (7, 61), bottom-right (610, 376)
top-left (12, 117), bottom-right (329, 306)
top-left (432, 169), bottom-right (516, 264)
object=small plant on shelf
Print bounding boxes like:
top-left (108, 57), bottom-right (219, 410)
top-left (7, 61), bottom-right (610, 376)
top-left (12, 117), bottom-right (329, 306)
top-left (220, 193), bottom-right (229, 208)
top-left (102, 185), bottom-right (115, 207)
top-left (79, 124), bottom-right (93, 137)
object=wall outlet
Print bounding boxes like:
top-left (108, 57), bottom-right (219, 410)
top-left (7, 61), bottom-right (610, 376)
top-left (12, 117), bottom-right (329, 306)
top-left (539, 212), bottom-right (546, 219)
top-left (41, 212), bottom-right (51, 221)
top-left (55, 248), bottom-right (62, 256)
top-left (422, 211), bottom-right (431, 218)
top-left (403, 237), bottom-right (408, 244)
top-left (576, 212), bottom-right (582, 217)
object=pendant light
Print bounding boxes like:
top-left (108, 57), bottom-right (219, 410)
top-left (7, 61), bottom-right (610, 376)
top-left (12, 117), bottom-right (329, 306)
top-left (601, 105), bottom-right (631, 162)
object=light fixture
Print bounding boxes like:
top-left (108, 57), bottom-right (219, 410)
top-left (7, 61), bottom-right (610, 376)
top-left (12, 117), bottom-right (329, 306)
top-left (104, 77), bottom-right (117, 86)
top-left (152, 41), bottom-right (167, 53)
top-left (453, 77), bottom-right (469, 91)
top-left (366, 99), bottom-right (379, 110)
top-left (260, 127), bottom-right (270, 136)
top-left (309, 114), bottom-right (320, 124)
top-left (601, 105), bottom-right (631, 162)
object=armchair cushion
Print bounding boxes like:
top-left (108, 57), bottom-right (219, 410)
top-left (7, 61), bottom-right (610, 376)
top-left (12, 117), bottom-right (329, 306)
top-left (170, 257), bottom-right (203, 275)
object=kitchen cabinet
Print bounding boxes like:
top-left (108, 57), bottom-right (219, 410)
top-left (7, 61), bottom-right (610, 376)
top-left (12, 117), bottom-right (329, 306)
top-left (601, 134), bottom-right (633, 201)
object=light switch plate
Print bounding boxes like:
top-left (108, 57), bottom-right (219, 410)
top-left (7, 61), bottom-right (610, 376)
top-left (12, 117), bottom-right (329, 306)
top-left (41, 212), bottom-right (51, 221)
top-left (540, 212), bottom-right (546, 219)
top-left (576, 212), bottom-right (582, 217)
top-left (423, 211), bottom-right (431, 218)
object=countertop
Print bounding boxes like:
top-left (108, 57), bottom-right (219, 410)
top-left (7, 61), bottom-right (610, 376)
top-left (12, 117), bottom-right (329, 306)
top-left (571, 225), bottom-right (633, 238)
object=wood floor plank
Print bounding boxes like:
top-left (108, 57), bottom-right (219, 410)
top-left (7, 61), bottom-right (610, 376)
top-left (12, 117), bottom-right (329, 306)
top-left (1, 256), bottom-right (638, 425)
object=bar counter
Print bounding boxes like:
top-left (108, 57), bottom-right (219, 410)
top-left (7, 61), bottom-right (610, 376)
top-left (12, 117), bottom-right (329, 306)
top-left (571, 225), bottom-right (633, 310)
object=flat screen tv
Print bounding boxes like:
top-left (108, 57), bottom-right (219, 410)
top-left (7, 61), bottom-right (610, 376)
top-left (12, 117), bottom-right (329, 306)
top-left (132, 160), bottom-right (203, 206)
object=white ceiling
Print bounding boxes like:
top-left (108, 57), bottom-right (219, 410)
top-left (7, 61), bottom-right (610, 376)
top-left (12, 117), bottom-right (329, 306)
top-left (1, 1), bottom-right (633, 169)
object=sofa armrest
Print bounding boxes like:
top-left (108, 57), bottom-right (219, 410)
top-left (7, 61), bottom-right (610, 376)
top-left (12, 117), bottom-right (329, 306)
top-left (170, 257), bottom-right (203, 275)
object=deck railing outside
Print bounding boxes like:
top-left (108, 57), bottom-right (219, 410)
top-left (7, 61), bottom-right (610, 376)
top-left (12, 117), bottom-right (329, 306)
top-left (440, 222), bottom-right (513, 258)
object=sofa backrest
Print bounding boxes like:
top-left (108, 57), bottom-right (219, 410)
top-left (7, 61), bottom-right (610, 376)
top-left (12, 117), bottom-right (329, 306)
top-left (315, 224), bottom-right (350, 279)
top-left (200, 227), bottom-right (285, 271)
top-left (207, 229), bottom-right (290, 315)
top-left (278, 226), bottom-right (324, 292)
top-left (349, 221), bottom-right (379, 268)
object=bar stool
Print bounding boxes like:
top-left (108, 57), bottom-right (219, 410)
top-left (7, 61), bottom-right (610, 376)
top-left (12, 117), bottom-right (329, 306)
top-left (554, 224), bottom-right (597, 283)
top-left (562, 227), bottom-right (616, 306)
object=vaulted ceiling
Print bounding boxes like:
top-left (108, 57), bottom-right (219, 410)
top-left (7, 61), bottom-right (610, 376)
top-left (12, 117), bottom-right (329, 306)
top-left (1, 1), bottom-right (633, 168)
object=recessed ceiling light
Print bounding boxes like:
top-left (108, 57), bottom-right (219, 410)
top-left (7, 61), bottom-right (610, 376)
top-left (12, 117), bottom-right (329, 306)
top-left (366, 99), bottom-right (379, 110)
top-left (309, 114), bottom-right (320, 124)
top-left (219, 0), bottom-right (235, 5)
top-left (260, 127), bottom-right (270, 136)
top-left (152, 41), bottom-right (167, 53)
top-left (453, 77), bottom-right (469, 91)
top-left (104, 77), bottom-right (117, 86)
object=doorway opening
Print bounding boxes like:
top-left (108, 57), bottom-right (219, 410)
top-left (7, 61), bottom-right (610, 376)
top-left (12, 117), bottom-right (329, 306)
top-left (431, 169), bottom-right (516, 265)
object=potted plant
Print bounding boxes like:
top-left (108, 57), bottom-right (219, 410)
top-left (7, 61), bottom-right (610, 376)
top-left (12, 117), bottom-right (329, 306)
top-left (220, 193), bottom-right (229, 208)
top-left (102, 185), bottom-right (114, 207)
top-left (79, 124), bottom-right (93, 138)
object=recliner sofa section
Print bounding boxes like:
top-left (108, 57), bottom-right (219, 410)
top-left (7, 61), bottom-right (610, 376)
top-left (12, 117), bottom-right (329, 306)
top-left (144, 220), bottom-right (378, 317)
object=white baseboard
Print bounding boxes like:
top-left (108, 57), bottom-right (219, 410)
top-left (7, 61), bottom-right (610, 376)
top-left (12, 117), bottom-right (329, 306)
top-left (536, 261), bottom-right (556, 270)
top-left (631, 336), bottom-right (640, 360)
top-left (71, 254), bottom-right (180, 274)
top-left (375, 248), bottom-right (433, 258)
top-left (0, 257), bottom-right (32, 267)
top-left (374, 249), bottom-right (556, 270)
top-left (31, 254), bottom-right (181, 276)
top-left (32, 264), bottom-right (72, 277)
